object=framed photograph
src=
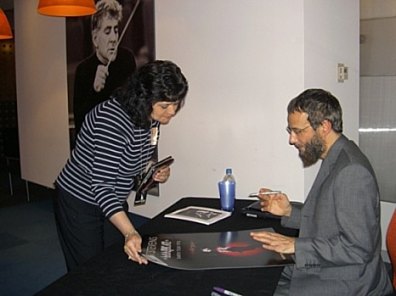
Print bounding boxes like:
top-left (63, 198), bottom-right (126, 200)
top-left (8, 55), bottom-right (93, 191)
top-left (134, 156), bottom-right (174, 205)
top-left (164, 206), bottom-right (232, 225)
top-left (66, 0), bottom-right (155, 148)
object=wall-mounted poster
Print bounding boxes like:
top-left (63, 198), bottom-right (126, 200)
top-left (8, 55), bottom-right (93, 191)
top-left (66, 0), bottom-right (155, 147)
top-left (66, 0), bottom-right (158, 196)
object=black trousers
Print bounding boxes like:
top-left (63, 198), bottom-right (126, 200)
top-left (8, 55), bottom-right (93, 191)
top-left (53, 186), bottom-right (127, 271)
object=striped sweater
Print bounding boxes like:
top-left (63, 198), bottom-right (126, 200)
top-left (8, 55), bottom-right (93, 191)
top-left (56, 98), bottom-right (159, 217)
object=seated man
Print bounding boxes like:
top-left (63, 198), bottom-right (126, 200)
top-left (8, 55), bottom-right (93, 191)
top-left (251, 89), bottom-right (393, 296)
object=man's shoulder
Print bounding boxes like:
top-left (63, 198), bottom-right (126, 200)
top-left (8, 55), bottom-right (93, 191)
top-left (75, 53), bottom-right (99, 74)
top-left (332, 136), bottom-right (374, 174)
top-left (330, 135), bottom-right (360, 160)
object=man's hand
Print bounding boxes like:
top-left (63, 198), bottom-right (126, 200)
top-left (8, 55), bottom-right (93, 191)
top-left (250, 230), bottom-right (295, 254)
top-left (258, 189), bottom-right (292, 217)
top-left (93, 64), bottom-right (109, 92)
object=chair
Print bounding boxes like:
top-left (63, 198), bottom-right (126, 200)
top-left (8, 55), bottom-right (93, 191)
top-left (2, 128), bottom-right (30, 202)
top-left (386, 209), bottom-right (396, 291)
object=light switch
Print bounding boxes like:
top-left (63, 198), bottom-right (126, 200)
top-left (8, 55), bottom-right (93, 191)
top-left (337, 63), bottom-right (348, 83)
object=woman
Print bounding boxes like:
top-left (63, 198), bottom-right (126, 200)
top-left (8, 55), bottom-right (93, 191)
top-left (55, 60), bottom-right (188, 271)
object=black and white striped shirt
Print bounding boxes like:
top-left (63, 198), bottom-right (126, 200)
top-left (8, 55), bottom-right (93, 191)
top-left (56, 98), bottom-right (159, 217)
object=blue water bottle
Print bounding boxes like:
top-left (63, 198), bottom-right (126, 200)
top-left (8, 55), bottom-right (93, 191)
top-left (218, 168), bottom-right (236, 212)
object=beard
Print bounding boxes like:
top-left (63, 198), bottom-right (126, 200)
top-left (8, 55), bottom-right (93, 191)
top-left (299, 134), bottom-right (325, 167)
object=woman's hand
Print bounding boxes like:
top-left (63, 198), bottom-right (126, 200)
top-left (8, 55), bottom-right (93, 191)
top-left (123, 231), bottom-right (148, 265)
top-left (153, 166), bottom-right (170, 183)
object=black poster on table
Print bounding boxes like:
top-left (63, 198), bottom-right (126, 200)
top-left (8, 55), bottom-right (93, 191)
top-left (141, 228), bottom-right (294, 270)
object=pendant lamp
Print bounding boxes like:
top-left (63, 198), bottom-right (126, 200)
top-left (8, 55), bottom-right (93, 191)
top-left (0, 8), bottom-right (13, 39)
top-left (37, 0), bottom-right (96, 17)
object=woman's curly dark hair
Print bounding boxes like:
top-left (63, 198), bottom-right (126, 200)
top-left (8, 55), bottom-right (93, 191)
top-left (115, 60), bottom-right (188, 129)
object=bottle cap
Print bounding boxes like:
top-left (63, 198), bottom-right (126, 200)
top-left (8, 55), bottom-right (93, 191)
top-left (226, 168), bottom-right (232, 174)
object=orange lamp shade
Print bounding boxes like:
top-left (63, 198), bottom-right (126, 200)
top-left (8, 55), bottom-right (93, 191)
top-left (0, 9), bottom-right (13, 39)
top-left (37, 0), bottom-right (97, 17)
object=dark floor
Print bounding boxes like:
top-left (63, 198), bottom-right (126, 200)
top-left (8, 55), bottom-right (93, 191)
top-left (0, 164), bottom-right (149, 296)
top-left (0, 162), bottom-right (56, 208)
top-left (0, 169), bottom-right (67, 296)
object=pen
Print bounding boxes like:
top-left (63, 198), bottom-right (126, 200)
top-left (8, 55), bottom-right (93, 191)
top-left (213, 286), bottom-right (243, 296)
top-left (248, 191), bottom-right (281, 197)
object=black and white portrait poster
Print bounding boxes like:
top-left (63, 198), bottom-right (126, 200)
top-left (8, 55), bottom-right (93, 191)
top-left (66, 0), bottom-right (155, 147)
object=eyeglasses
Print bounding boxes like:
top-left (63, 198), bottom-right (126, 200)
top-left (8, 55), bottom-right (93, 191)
top-left (286, 125), bottom-right (311, 135)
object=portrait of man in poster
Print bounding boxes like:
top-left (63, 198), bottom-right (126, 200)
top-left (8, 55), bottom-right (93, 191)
top-left (66, 0), bottom-right (155, 146)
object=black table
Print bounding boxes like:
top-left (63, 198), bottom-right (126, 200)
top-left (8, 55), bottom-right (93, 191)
top-left (37, 197), bottom-right (297, 296)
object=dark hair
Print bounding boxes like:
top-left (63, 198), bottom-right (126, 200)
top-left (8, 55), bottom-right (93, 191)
top-left (91, 0), bottom-right (122, 33)
top-left (115, 60), bottom-right (189, 128)
top-left (287, 88), bottom-right (343, 133)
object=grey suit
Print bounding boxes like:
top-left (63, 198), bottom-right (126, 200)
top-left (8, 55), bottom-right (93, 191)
top-left (276, 135), bottom-right (393, 295)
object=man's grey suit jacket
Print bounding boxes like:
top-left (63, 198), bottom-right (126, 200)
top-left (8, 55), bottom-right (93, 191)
top-left (279, 135), bottom-right (393, 295)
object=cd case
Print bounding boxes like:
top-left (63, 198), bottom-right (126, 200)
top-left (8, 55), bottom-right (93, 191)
top-left (241, 201), bottom-right (281, 219)
top-left (134, 156), bottom-right (174, 206)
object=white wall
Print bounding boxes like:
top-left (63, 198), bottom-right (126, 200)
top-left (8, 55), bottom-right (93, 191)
top-left (361, 0), bottom-right (396, 19)
top-left (303, 0), bottom-right (360, 193)
top-left (14, 0), bottom-right (70, 188)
